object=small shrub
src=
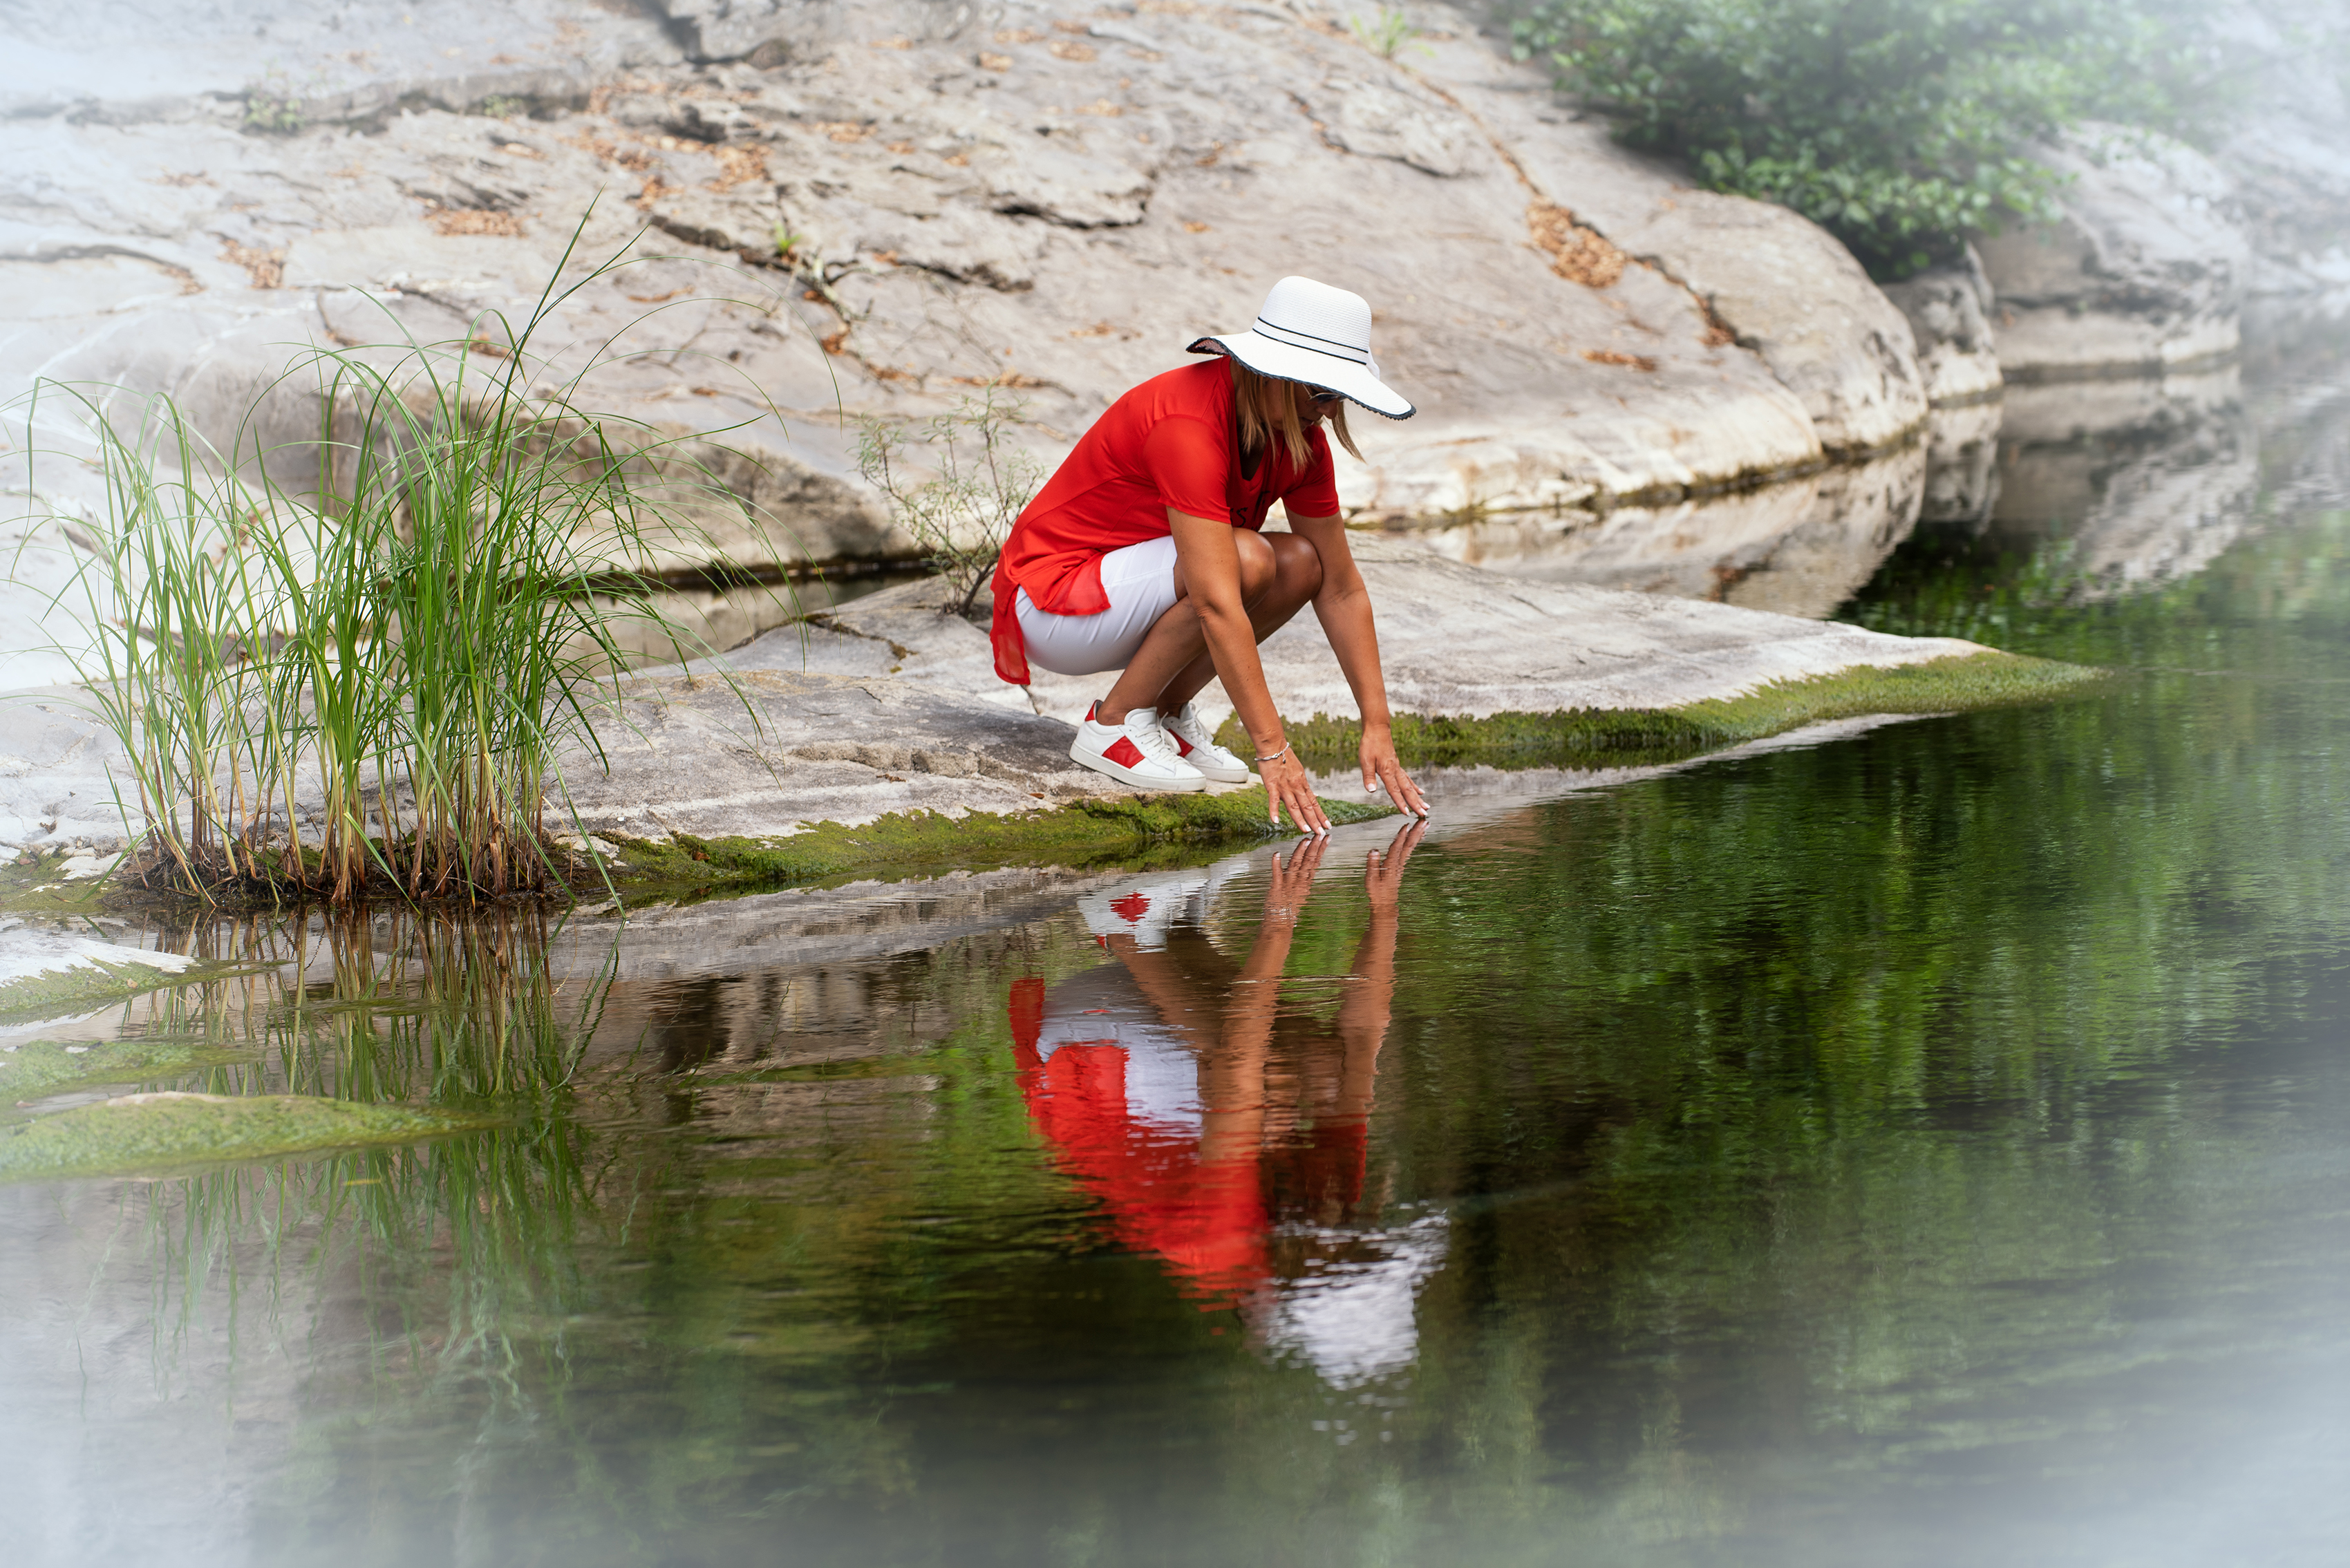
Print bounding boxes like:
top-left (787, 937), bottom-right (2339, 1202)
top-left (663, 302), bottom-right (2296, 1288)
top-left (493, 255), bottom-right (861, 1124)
top-left (242, 93), bottom-right (305, 135)
top-left (854, 390), bottom-right (1044, 616)
top-left (1349, 6), bottom-right (1427, 60)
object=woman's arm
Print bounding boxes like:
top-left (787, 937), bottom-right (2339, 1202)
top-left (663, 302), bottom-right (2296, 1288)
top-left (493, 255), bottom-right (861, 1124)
top-left (1167, 509), bottom-right (1332, 833)
top-left (1284, 511), bottom-right (1430, 817)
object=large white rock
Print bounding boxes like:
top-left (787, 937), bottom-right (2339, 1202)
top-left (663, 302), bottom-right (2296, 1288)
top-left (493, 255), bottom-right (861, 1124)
top-left (0, 0), bottom-right (1937, 560)
top-left (1975, 124), bottom-right (2252, 381)
top-left (1879, 246), bottom-right (2004, 408)
top-left (2206, 0), bottom-right (2350, 302)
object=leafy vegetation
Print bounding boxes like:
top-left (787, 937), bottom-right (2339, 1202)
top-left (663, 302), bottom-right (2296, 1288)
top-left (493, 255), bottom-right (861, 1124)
top-left (1510, 0), bottom-right (2222, 276)
top-left (241, 92), bottom-right (306, 135)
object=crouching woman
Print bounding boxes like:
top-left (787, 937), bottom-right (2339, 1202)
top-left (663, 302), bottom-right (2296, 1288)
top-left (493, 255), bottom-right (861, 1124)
top-left (986, 276), bottom-right (1431, 833)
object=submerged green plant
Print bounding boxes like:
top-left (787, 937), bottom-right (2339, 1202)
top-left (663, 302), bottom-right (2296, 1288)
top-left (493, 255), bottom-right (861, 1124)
top-left (26, 220), bottom-right (803, 905)
top-left (854, 389), bottom-right (1043, 616)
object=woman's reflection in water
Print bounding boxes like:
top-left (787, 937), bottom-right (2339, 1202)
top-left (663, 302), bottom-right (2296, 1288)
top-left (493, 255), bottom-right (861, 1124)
top-left (1010, 820), bottom-right (1447, 1383)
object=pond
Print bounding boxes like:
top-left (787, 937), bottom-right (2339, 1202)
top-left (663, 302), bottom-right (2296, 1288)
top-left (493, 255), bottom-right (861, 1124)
top-left (6, 337), bottom-right (2350, 1566)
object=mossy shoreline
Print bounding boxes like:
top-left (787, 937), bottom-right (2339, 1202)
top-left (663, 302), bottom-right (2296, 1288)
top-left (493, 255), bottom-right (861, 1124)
top-left (8, 652), bottom-right (2102, 914)
top-left (599, 786), bottom-right (1399, 900)
top-left (1216, 652), bottom-right (2107, 772)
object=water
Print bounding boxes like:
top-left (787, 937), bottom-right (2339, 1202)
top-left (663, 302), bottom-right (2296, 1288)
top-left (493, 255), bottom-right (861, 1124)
top-left (8, 351), bottom-right (2350, 1565)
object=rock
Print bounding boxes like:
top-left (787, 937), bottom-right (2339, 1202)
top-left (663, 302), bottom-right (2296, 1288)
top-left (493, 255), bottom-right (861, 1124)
top-left (1916, 402), bottom-right (2004, 529)
top-left (548, 666), bottom-right (1145, 847)
top-left (2206, 0), bottom-right (2350, 303)
top-left (0, 924), bottom-right (194, 1016)
top-left (1975, 124), bottom-right (2251, 381)
top-left (1989, 370), bottom-right (2261, 598)
top-left (1382, 445), bottom-right (1926, 620)
top-left (742, 536), bottom-right (1989, 735)
top-left (0, 0), bottom-right (1938, 572)
top-left (1879, 246), bottom-right (2004, 407)
top-left (1456, 77), bottom-right (1930, 455)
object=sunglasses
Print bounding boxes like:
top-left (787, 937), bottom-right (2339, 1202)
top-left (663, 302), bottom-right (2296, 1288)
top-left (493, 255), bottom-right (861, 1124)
top-left (1308, 388), bottom-right (1344, 405)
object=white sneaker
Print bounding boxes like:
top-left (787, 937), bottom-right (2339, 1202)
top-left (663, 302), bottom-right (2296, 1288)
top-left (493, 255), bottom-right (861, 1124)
top-left (1154, 701), bottom-right (1253, 784)
top-left (1070, 703), bottom-right (1207, 792)
top-left (1078, 871), bottom-right (1210, 950)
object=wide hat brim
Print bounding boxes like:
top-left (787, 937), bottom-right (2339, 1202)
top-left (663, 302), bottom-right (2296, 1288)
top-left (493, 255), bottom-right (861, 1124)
top-left (1187, 330), bottom-right (1415, 420)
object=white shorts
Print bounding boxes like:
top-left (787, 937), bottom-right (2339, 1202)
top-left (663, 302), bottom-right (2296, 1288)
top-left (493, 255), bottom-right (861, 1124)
top-left (1015, 535), bottom-right (1181, 677)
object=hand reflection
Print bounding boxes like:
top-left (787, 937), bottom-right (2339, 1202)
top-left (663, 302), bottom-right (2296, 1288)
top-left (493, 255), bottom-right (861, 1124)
top-left (1008, 820), bottom-right (1429, 1320)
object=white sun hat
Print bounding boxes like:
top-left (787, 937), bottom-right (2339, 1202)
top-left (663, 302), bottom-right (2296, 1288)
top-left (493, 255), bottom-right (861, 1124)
top-left (1188, 275), bottom-right (1415, 420)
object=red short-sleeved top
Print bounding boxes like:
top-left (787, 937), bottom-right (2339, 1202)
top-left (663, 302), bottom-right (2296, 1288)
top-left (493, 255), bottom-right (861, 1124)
top-left (988, 359), bottom-right (1341, 685)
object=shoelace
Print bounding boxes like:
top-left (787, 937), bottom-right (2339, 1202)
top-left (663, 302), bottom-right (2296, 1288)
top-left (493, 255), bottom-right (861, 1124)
top-left (1162, 703), bottom-right (1221, 755)
top-left (1126, 713), bottom-right (1187, 766)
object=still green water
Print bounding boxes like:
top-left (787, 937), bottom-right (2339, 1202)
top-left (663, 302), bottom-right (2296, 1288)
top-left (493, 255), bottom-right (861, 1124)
top-left (6, 368), bottom-right (2350, 1566)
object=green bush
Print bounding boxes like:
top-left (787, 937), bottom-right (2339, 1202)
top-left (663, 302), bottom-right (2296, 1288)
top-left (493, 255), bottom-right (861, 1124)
top-left (1511, 0), bottom-right (2218, 277)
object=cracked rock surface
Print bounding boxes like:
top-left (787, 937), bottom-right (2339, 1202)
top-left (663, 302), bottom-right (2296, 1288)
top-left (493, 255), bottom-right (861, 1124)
top-left (3, 0), bottom-right (1941, 560)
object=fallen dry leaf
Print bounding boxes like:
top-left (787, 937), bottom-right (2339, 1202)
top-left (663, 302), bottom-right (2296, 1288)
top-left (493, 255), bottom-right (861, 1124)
top-left (218, 240), bottom-right (283, 290)
top-left (429, 208), bottom-right (525, 238)
top-left (1528, 202), bottom-right (1628, 289)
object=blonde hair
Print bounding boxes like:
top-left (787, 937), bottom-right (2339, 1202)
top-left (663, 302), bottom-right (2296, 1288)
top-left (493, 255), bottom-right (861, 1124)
top-left (1230, 359), bottom-right (1365, 470)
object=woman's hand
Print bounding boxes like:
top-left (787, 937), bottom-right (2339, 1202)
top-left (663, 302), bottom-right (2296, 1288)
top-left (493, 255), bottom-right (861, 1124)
top-left (1364, 816), bottom-right (1425, 914)
top-left (1360, 722), bottom-right (1429, 818)
top-left (1263, 832), bottom-right (1326, 920)
top-left (1261, 746), bottom-right (1331, 836)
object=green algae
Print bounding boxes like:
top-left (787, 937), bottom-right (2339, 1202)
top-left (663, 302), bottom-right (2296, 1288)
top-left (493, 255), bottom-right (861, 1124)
top-left (0, 1038), bottom-right (254, 1110)
top-left (1217, 652), bottom-right (2108, 772)
top-left (0, 850), bottom-right (124, 918)
top-left (0, 1092), bottom-right (478, 1181)
top-left (603, 785), bottom-right (1395, 898)
top-left (0, 957), bottom-right (206, 1023)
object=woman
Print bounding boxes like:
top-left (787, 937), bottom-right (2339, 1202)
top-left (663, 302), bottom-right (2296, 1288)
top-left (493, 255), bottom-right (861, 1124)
top-left (988, 276), bottom-right (1431, 832)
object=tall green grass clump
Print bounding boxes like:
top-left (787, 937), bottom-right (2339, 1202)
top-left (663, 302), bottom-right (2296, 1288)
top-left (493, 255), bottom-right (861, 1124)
top-left (1510, 0), bottom-right (2226, 277)
top-left (31, 239), bottom-right (791, 905)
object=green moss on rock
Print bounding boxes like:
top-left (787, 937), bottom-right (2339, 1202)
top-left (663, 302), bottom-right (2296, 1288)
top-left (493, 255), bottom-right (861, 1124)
top-left (0, 959), bottom-right (198, 1023)
top-left (1216, 652), bottom-right (2107, 772)
top-left (0, 1039), bottom-right (253, 1108)
top-left (606, 786), bottom-right (1395, 897)
top-left (0, 1093), bottom-right (477, 1181)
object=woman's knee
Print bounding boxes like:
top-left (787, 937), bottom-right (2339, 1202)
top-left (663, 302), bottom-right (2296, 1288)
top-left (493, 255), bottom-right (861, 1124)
top-left (1232, 527), bottom-right (1279, 597)
top-left (1268, 531), bottom-right (1324, 598)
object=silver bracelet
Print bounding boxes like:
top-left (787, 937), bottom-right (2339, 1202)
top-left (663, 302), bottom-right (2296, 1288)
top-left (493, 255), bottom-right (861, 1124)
top-left (1254, 741), bottom-right (1291, 766)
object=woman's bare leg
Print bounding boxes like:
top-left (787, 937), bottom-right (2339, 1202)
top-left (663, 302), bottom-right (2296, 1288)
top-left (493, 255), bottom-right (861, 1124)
top-left (1098, 532), bottom-right (1323, 724)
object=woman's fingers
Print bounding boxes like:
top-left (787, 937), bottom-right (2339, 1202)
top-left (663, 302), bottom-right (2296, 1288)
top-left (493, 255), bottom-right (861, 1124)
top-left (1264, 755), bottom-right (1330, 835)
top-left (1380, 757), bottom-right (1429, 818)
top-left (1361, 737), bottom-right (1431, 819)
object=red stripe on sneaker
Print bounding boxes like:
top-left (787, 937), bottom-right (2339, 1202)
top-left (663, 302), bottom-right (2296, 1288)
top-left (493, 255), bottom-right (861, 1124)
top-left (1172, 733), bottom-right (1194, 755)
top-left (1106, 736), bottom-right (1145, 767)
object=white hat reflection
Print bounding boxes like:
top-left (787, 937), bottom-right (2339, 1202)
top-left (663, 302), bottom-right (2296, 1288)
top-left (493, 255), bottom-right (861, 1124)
top-left (1257, 1213), bottom-right (1450, 1386)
